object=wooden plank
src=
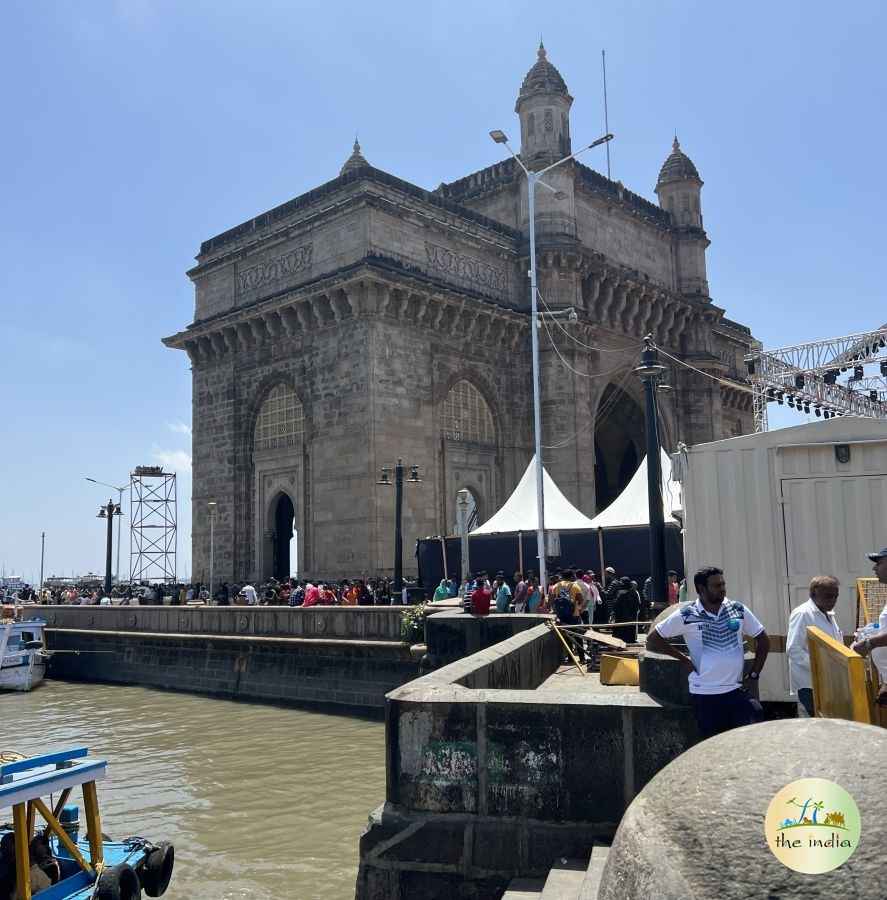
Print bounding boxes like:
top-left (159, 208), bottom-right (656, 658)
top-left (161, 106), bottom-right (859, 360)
top-left (81, 780), bottom-right (104, 868)
top-left (31, 796), bottom-right (93, 874)
top-left (13, 802), bottom-right (32, 900)
top-left (0, 747), bottom-right (89, 778)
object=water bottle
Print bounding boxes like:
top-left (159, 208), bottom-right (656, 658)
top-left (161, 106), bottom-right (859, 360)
top-left (854, 622), bottom-right (880, 642)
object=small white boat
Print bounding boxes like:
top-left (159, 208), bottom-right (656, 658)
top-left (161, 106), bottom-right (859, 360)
top-left (0, 607), bottom-right (48, 691)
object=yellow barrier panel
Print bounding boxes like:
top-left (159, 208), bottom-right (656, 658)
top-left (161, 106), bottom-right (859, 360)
top-left (807, 626), bottom-right (872, 724)
top-left (856, 577), bottom-right (887, 628)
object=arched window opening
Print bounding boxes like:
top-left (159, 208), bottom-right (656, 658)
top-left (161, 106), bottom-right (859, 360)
top-left (441, 381), bottom-right (495, 447)
top-left (255, 383), bottom-right (304, 451)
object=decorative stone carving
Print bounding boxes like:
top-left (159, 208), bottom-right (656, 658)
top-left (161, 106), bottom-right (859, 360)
top-left (235, 245), bottom-right (313, 297)
top-left (425, 242), bottom-right (506, 293)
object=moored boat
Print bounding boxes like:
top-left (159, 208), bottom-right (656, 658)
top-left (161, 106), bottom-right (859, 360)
top-left (0, 747), bottom-right (175, 899)
top-left (0, 611), bottom-right (48, 692)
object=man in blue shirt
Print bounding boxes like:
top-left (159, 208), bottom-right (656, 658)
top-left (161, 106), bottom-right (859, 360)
top-left (646, 565), bottom-right (771, 739)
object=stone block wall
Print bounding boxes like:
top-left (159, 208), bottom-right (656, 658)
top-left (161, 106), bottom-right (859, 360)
top-left (27, 605), bottom-right (425, 711)
top-left (357, 625), bottom-right (698, 898)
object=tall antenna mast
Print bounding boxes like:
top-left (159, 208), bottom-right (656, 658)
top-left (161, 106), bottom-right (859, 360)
top-left (602, 50), bottom-right (611, 179)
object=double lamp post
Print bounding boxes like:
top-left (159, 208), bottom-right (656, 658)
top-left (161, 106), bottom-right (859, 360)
top-left (378, 460), bottom-right (421, 598)
top-left (86, 476), bottom-right (127, 593)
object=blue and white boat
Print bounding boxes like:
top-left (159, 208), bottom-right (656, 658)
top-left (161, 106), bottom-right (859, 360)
top-left (0, 747), bottom-right (175, 899)
top-left (0, 613), bottom-right (48, 692)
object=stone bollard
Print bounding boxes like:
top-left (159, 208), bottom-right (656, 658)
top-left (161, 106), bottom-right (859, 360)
top-left (599, 718), bottom-right (887, 899)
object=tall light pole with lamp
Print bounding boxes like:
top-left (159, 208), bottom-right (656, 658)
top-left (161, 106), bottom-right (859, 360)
top-left (635, 335), bottom-right (668, 607)
top-left (96, 499), bottom-right (122, 596)
top-left (86, 476), bottom-right (128, 586)
top-left (489, 129), bottom-right (612, 593)
top-left (378, 460), bottom-right (421, 600)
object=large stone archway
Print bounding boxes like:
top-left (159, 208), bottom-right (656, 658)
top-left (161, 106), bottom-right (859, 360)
top-left (594, 383), bottom-right (646, 511)
top-left (272, 493), bottom-right (295, 580)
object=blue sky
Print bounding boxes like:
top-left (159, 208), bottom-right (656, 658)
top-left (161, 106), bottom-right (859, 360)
top-left (3, 1), bottom-right (885, 584)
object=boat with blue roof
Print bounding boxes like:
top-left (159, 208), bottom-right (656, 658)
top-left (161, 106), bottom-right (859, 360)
top-left (0, 747), bottom-right (174, 899)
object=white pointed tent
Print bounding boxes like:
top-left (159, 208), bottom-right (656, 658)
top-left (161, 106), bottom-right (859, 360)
top-left (470, 456), bottom-right (597, 535)
top-left (587, 448), bottom-right (681, 529)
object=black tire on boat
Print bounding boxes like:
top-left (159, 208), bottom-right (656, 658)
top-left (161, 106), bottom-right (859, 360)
top-left (140, 841), bottom-right (174, 897)
top-left (96, 862), bottom-right (143, 900)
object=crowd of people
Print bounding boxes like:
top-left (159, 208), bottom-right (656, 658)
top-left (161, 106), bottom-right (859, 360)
top-left (3, 577), bottom-right (412, 608)
top-left (451, 566), bottom-right (683, 636)
top-left (4, 567), bottom-right (684, 619)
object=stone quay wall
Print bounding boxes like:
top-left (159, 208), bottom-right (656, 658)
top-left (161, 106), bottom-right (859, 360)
top-left (357, 625), bottom-right (698, 900)
top-left (24, 605), bottom-right (422, 712)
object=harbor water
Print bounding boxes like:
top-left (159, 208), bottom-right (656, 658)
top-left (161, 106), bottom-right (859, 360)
top-left (1, 681), bottom-right (386, 899)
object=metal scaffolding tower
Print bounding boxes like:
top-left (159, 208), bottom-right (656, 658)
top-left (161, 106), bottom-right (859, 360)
top-left (746, 325), bottom-right (887, 431)
top-left (130, 466), bottom-right (177, 583)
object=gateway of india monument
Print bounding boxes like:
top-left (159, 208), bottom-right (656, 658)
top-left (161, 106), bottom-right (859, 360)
top-left (163, 45), bottom-right (755, 586)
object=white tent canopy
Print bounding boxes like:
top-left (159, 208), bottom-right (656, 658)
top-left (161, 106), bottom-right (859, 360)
top-left (469, 456), bottom-right (598, 535)
top-left (587, 448), bottom-right (681, 529)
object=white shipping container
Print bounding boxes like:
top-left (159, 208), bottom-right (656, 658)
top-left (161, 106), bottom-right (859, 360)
top-left (674, 417), bottom-right (887, 702)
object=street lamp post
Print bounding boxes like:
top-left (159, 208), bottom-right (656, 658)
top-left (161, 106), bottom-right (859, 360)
top-left (86, 476), bottom-right (128, 585)
top-left (378, 460), bottom-right (421, 599)
top-left (489, 130), bottom-right (612, 593)
top-left (96, 499), bottom-right (122, 596)
top-left (635, 335), bottom-right (668, 607)
top-left (207, 501), bottom-right (217, 603)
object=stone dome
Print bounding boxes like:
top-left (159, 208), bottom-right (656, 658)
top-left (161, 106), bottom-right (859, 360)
top-left (657, 136), bottom-right (700, 185)
top-left (518, 42), bottom-right (569, 99)
top-left (339, 138), bottom-right (369, 176)
top-left (599, 718), bottom-right (887, 899)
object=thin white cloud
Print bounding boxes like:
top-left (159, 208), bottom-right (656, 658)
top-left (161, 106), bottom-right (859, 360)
top-left (152, 447), bottom-right (192, 475)
top-left (166, 420), bottom-right (192, 436)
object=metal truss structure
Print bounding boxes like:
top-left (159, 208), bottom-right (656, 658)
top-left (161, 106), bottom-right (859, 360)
top-left (130, 466), bottom-right (177, 583)
top-left (746, 326), bottom-right (887, 431)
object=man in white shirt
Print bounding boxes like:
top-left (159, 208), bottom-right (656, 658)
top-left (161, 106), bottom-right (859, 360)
top-left (850, 546), bottom-right (887, 703)
top-left (239, 583), bottom-right (258, 606)
top-left (646, 565), bottom-right (771, 739)
top-left (786, 574), bottom-right (842, 717)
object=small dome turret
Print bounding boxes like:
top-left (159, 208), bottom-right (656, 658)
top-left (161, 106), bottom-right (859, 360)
top-left (515, 43), bottom-right (573, 168)
top-left (654, 136), bottom-right (709, 298)
top-left (655, 135), bottom-right (704, 228)
top-left (339, 138), bottom-right (369, 176)
top-left (657, 137), bottom-right (700, 185)
top-left (518, 42), bottom-right (569, 100)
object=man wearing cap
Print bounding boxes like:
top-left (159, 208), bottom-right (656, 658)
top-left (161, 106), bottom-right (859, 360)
top-left (646, 565), bottom-right (771, 739)
top-left (850, 547), bottom-right (887, 701)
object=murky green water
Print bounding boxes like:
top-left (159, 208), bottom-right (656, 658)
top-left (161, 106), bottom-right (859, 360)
top-left (1, 682), bottom-right (386, 899)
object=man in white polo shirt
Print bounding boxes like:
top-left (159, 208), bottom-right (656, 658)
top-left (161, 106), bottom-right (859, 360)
top-left (646, 565), bottom-right (771, 739)
top-left (786, 574), bottom-right (842, 717)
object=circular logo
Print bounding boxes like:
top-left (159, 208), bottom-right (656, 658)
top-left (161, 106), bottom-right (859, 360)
top-left (765, 778), bottom-right (860, 873)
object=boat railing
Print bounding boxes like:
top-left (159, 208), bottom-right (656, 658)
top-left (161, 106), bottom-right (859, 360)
top-left (1, 747), bottom-right (108, 900)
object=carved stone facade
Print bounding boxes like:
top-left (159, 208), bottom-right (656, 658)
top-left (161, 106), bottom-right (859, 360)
top-left (164, 45), bottom-right (755, 585)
